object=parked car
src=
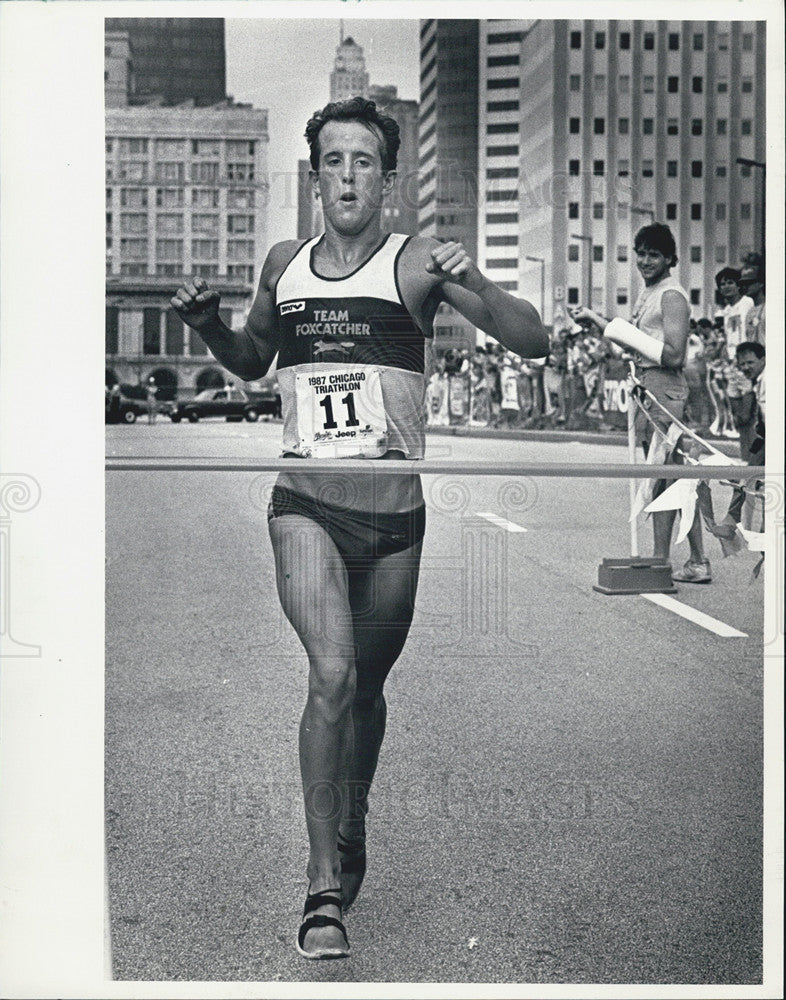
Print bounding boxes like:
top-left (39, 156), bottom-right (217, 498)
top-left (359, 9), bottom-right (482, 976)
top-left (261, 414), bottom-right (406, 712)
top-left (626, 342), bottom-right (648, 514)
top-left (169, 386), bottom-right (262, 423)
top-left (105, 393), bottom-right (147, 424)
top-left (246, 375), bottom-right (282, 418)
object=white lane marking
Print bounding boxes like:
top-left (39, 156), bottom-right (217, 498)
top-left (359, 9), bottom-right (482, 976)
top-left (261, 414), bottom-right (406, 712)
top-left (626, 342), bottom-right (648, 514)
top-left (641, 593), bottom-right (748, 637)
top-left (474, 511), bottom-right (528, 533)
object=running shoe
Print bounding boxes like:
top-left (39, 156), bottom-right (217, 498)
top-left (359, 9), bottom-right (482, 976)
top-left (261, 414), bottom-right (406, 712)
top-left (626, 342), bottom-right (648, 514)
top-left (672, 559), bottom-right (712, 584)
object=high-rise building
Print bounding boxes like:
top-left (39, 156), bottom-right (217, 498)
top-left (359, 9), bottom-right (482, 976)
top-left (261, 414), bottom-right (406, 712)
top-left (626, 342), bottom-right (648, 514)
top-left (105, 24), bottom-right (270, 399)
top-left (473, 19), bottom-right (766, 329)
top-left (418, 20), bottom-right (480, 351)
top-left (105, 18), bottom-right (226, 108)
top-left (330, 35), bottom-right (370, 102)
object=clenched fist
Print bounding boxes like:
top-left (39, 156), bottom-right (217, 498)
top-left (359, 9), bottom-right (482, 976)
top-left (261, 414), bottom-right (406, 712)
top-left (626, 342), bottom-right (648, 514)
top-left (425, 241), bottom-right (487, 295)
top-left (171, 278), bottom-right (221, 332)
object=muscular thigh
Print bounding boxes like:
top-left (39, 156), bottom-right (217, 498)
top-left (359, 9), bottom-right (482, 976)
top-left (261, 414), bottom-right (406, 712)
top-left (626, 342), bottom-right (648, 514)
top-left (268, 514), bottom-right (355, 660)
top-left (347, 541), bottom-right (423, 695)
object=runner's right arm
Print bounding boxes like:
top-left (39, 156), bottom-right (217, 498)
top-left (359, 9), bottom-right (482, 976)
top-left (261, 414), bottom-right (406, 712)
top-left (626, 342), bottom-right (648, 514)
top-left (171, 242), bottom-right (297, 381)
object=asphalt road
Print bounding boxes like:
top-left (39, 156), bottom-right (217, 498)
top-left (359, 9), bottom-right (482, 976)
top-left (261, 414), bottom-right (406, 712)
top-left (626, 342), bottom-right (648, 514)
top-left (105, 418), bottom-right (764, 985)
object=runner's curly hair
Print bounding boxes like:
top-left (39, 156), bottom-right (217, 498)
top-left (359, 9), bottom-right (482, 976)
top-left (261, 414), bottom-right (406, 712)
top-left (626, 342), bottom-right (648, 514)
top-left (305, 96), bottom-right (400, 172)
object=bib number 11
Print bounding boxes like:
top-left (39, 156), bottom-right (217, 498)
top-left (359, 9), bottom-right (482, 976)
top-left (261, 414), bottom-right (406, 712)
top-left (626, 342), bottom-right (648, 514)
top-left (319, 392), bottom-right (360, 430)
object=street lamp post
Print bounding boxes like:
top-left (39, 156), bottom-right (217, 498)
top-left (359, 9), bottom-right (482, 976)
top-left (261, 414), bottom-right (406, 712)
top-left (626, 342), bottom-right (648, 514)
top-left (525, 255), bottom-right (545, 323)
top-left (570, 233), bottom-right (593, 308)
top-left (736, 157), bottom-right (766, 256)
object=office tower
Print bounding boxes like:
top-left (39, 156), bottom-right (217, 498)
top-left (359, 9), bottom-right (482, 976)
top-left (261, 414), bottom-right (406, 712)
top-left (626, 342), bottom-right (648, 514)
top-left (330, 35), bottom-right (370, 102)
top-left (419, 19), bottom-right (480, 352)
top-left (105, 18), bottom-right (227, 107)
top-left (474, 19), bottom-right (766, 328)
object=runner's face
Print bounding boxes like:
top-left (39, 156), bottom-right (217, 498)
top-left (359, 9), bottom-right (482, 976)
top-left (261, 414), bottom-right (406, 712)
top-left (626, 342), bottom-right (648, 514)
top-left (312, 120), bottom-right (394, 234)
top-left (718, 277), bottom-right (740, 300)
top-left (635, 246), bottom-right (671, 285)
top-left (737, 352), bottom-right (764, 380)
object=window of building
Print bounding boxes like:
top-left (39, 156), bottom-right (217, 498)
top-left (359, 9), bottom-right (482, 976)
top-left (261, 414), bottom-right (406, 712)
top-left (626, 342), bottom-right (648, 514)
top-left (718, 32), bottom-right (729, 51)
top-left (569, 74), bottom-right (581, 91)
top-left (644, 32), bottom-right (654, 50)
top-left (716, 163), bottom-right (727, 177)
top-left (716, 118), bottom-right (727, 136)
top-left (594, 117), bottom-right (605, 135)
top-left (690, 119), bottom-right (703, 137)
top-left (486, 190), bottom-right (518, 202)
top-left (690, 289), bottom-right (701, 306)
top-left (188, 329), bottom-right (208, 356)
top-left (487, 235), bottom-right (519, 247)
top-left (667, 76), bottom-right (679, 93)
top-left (155, 162), bottom-right (185, 183)
top-left (569, 118), bottom-right (580, 134)
top-left (619, 32), bottom-right (630, 50)
top-left (594, 74), bottom-right (606, 92)
top-left (154, 188), bottom-right (182, 209)
top-left (156, 139), bottom-right (185, 157)
top-left (488, 54), bottom-right (520, 67)
top-left (668, 32), bottom-right (680, 50)
top-left (617, 245), bottom-right (628, 262)
top-left (715, 245), bottom-right (727, 263)
top-left (487, 167), bottom-right (519, 179)
top-left (227, 264), bottom-right (255, 284)
top-left (691, 161), bottom-right (703, 178)
top-left (487, 122), bottom-right (520, 134)
top-left (692, 77), bottom-right (703, 93)
top-left (593, 159), bottom-right (604, 176)
top-left (740, 203), bottom-right (752, 220)
top-left (228, 214), bottom-right (255, 234)
top-left (742, 32), bottom-right (753, 52)
top-left (120, 262), bottom-right (147, 276)
top-left (595, 31), bottom-right (605, 49)
top-left (156, 214), bottom-right (183, 234)
top-left (118, 161), bottom-right (148, 182)
top-left (690, 246), bottom-right (702, 263)
top-left (569, 159), bottom-right (580, 176)
top-left (142, 308), bottom-right (161, 356)
top-left (485, 258), bottom-right (519, 269)
top-left (617, 289), bottom-right (629, 305)
top-left (619, 74), bottom-right (630, 93)
top-left (715, 203), bottom-right (727, 221)
top-left (121, 188), bottom-right (148, 208)
top-left (666, 203), bottom-right (677, 220)
top-left (192, 214), bottom-right (219, 234)
top-left (227, 239), bottom-right (254, 258)
top-left (120, 212), bottom-right (147, 235)
top-left (486, 213), bottom-right (519, 224)
top-left (164, 310), bottom-right (184, 356)
top-left (741, 119), bottom-right (752, 136)
top-left (226, 140), bottom-right (256, 158)
top-left (105, 212), bottom-right (112, 231)
top-left (191, 239), bottom-right (219, 259)
top-left (741, 76), bottom-right (753, 94)
top-left (192, 188), bottom-right (219, 208)
top-left (667, 118), bottom-right (679, 135)
top-left (487, 77), bottom-right (519, 90)
top-left (643, 118), bottom-right (654, 135)
top-left (119, 138), bottom-right (148, 156)
top-left (642, 160), bottom-right (654, 178)
top-left (592, 245), bottom-right (604, 262)
top-left (106, 188), bottom-right (113, 208)
top-left (592, 202), bottom-right (604, 220)
top-left (487, 30), bottom-right (524, 44)
top-left (568, 202), bottom-right (579, 219)
top-left (740, 163), bottom-right (751, 177)
top-left (693, 33), bottom-right (704, 51)
top-left (488, 100), bottom-right (520, 112)
top-left (191, 139), bottom-right (220, 157)
top-left (487, 145), bottom-right (519, 157)
top-left (566, 287), bottom-right (579, 306)
top-left (667, 160), bottom-right (678, 177)
top-left (155, 239), bottom-right (183, 259)
top-left (568, 244), bottom-right (580, 261)
top-left (570, 30), bottom-right (582, 48)
top-left (155, 263), bottom-right (183, 278)
top-left (643, 75), bottom-right (654, 93)
top-left (618, 158), bottom-right (630, 176)
top-left (717, 78), bottom-right (728, 93)
top-left (119, 237), bottom-right (147, 260)
top-left (691, 203), bottom-right (702, 220)
top-left (105, 139), bottom-right (113, 158)
top-left (619, 117), bottom-right (629, 135)
top-left (227, 162), bottom-right (256, 182)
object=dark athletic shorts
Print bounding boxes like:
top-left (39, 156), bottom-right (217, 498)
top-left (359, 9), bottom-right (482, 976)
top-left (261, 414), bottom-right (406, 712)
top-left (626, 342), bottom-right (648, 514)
top-left (267, 484), bottom-right (426, 563)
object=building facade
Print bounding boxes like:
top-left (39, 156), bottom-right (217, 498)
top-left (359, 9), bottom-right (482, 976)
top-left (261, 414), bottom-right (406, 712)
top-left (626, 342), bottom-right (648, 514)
top-left (418, 19), bottom-right (481, 351)
top-left (105, 18), bottom-right (226, 108)
top-left (471, 19), bottom-right (767, 330)
top-left (105, 103), bottom-right (269, 397)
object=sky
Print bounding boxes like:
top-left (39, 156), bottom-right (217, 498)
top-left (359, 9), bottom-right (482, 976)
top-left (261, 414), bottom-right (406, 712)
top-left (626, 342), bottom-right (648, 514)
top-left (225, 17), bottom-right (421, 245)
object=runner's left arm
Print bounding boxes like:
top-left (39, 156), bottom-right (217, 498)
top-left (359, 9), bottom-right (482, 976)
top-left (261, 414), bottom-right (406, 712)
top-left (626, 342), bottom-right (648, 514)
top-left (427, 241), bottom-right (549, 359)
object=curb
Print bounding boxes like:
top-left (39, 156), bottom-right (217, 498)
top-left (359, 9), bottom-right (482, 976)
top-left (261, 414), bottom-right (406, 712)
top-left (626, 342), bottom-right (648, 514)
top-left (425, 424), bottom-right (742, 459)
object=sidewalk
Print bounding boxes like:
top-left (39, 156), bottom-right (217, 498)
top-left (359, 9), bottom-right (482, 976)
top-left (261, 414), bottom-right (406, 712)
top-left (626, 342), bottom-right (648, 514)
top-left (426, 423), bottom-right (742, 459)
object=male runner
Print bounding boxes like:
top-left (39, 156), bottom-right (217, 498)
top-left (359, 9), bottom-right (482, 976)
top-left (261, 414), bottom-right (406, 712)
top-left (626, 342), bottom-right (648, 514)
top-left (172, 96), bottom-right (547, 959)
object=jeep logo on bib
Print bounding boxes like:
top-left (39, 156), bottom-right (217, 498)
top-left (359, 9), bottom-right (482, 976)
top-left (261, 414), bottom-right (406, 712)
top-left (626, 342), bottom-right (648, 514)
top-left (280, 300), bottom-right (305, 315)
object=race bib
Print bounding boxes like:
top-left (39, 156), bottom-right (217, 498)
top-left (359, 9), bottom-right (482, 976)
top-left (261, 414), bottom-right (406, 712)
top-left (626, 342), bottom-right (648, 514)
top-left (295, 365), bottom-right (388, 458)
